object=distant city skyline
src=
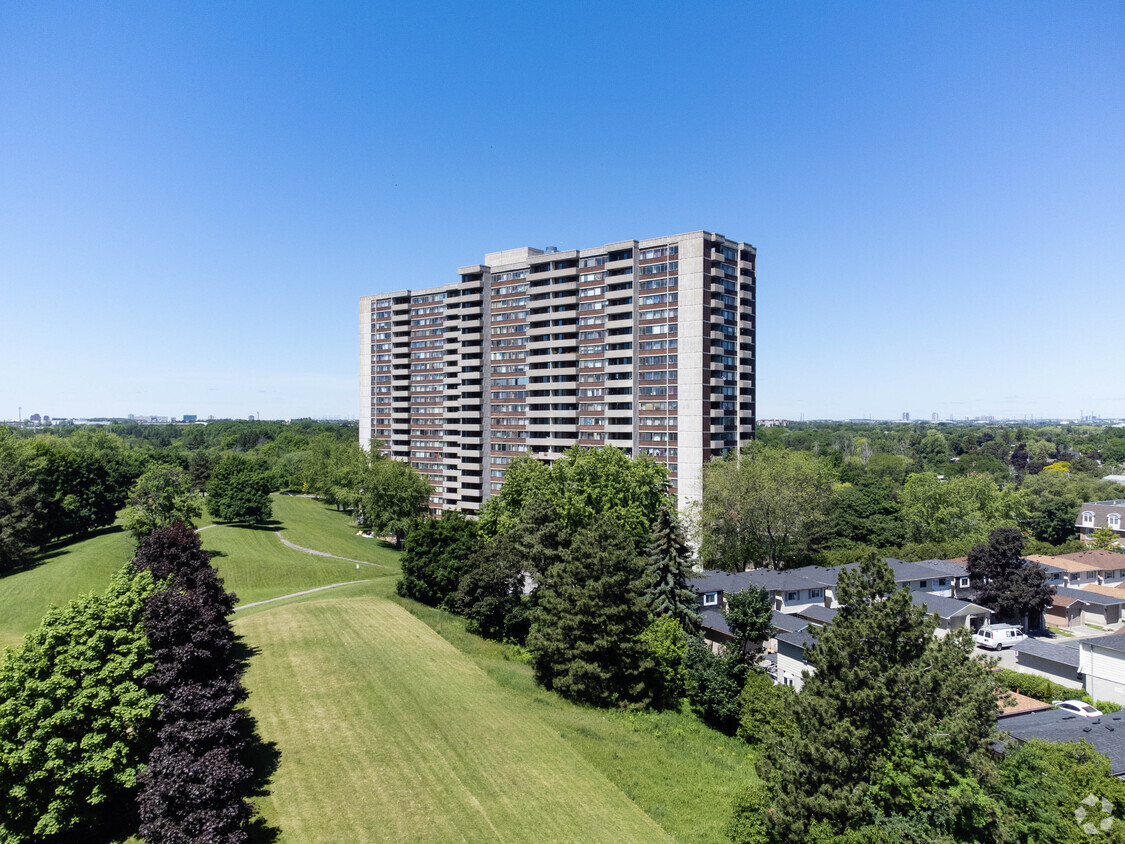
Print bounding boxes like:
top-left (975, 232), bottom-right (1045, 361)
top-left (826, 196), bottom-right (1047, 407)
top-left (2, 3), bottom-right (1122, 422)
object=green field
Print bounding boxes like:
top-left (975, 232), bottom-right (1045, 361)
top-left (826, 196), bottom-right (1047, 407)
top-left (0, 526), bottom-right (135, 652)
top-left (238, 594), bottom-right (670, 843)
top-left (1, 495), bottom-right (757, 842)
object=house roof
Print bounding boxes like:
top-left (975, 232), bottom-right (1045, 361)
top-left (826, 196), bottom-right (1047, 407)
top-left (908, 558), bottom-right (972, 578)
top-left (1077, 584), bottom-right (1125, 600)
top-left (795, 604), bottom-right (838, 625)
top-left (1012, 637), bottom-right (1081, 669)
top-left (700, 607), bottom-right (731, 637)
top-left (1050, 593), bottom-right (1083, 608)
top-left (771, 610), bottom-right (807, 634)
top-left (886, 559), bottom-right (959, 583)
top-left (775, 630), bottom-right (816, 652)
top-left (997, 690), bottom-right (1055, 718)
top-left (1025, 554), bottom-right (1100, 575)
top-left (1001, 709), bottom-right (1125, 776)
top-left (910, 591), bottom-right (990, 619)
top-left (1075, 501), bottom-right (1125, 528)
top-left (1059, 550), bottom-right (1125, 572)
top-left (689, 566), bottom-right (838, 595)
top-left (1103, 475), bottom-right (1125, 485)
top-left (1057, 586), bottom-right (1125, 607)
top-left (1081, 632), bottom-right (1125, 657)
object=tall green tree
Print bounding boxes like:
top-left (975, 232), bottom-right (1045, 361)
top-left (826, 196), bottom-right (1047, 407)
top-left (1091, 527), bottom-right (1119, 551)
top-left (900, 472), bottom-right (1027, 545)
top-left (479, 446), bottom-right (670, 556)
top-left (355, 455), bottom-right (432, 546)
top-left (752, 557), bottom-right (1000, 841)
top-left (700, 444), bottom-right (835, 570)
top-left (0, 458), bottom-right (41, 573)
top-left (0, 565), bottom-right (158, 843)
top-left (122, 463), bottom-right (202, 542)
top-left (967, 528), bottom-right (1055, 625)
top-left (206, 454), bottom-right (273, 524)
top-left (644, 505), bottom-right (699, 633)
top-left (996, 739), bottom-right (1125, 843)
top-left (527, 514), bottom-right (651, 707)
top-left (397, 512), bottom-right (481, 609)
top-left (453, 534), bottom-right (530, 644)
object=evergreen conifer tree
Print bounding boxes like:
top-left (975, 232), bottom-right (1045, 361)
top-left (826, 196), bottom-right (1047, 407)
top-left (528, 514), bottom-right (652, 707)
top-left (644, 505), bottom-right (700, 633)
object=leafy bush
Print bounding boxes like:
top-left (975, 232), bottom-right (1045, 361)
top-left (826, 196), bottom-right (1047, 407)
top-left (638, 616), bottom-right (689, 710)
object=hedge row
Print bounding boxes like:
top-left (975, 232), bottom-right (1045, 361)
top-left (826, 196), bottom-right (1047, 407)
top-left (995, 668), bottom-right (1121, 713)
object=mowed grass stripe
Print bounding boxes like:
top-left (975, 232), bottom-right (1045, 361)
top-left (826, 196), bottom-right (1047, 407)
top-left (237, 596), bottom-right (671, 844)
top-left (201, 525), bottom-right (393, 607)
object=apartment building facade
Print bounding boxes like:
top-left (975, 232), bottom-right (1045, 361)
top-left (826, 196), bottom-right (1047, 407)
top-left (359, 230), bottom-right (755, 514)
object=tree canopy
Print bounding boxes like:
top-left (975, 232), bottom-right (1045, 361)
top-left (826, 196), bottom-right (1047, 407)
top-left (700, 444), bottom-right (834, 570)
top-left (528, 513), bottom-right (652, 707)
top-left (478, 446), bottom-right (670, 556)
top-left (750, 557), bottom-right (1000, 840)
top-left (0, 565), bottom-right (158, 843)
top-left (967, 528), bottom-right (1055, 625)
top-left (206, 454), bottom-right (274, 524)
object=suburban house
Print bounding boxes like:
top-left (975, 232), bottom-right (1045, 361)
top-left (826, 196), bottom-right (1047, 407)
top-left (1044, 592), bottom-right (1086, 629)
top-left (691, 558), bottom-right (993, 689)
top-left (1060, 550), bottom-right (1125, 585)
top-left (1011, 637), bottom-right (1083, 690)
top-left (1080, 632), bottom-right (1125, 704)
top-left (1054, 587), bottom-right (1125, 628)
top-left (775, 630), bottom-right (816, 690)
top-left (1025, 554), bottom-right (1101, 589)
top-left (1076, 500), bottom-right (1125, 546)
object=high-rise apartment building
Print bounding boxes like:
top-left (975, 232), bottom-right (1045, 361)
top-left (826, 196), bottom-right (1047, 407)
top-left (360, 230), bottom-right (755, 514)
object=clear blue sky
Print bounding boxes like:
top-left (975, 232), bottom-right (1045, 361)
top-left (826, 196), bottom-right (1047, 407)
top-left (2, 1), bottom-right (1122, 422)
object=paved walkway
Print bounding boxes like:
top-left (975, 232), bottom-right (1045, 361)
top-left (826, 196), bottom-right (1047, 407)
top-left (234, 580), bottom-right (371, 611)
top-left (273, 532), bottom-right (389, 568)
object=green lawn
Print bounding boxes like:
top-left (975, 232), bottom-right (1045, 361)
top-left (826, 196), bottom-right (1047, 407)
top-left (0, 526), bottom-right (136, 653)
top-left (377, 579), bottom-right (759, 844)
top-left (3, 495), bottom-right (757, 842)
top-left (268, 494), bottom-right (401, 566)
top-left (236, 594), bottom-right (670, 843)
top-left (200, 529), bottom-right (396, 609)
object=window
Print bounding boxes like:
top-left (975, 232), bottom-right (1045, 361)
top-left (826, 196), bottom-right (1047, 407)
top-left (1083, 511), bottom-right (1095, 526)
top-left (1110, 513), bottom-right (1122, 530)
top-left (703, 592), bottom-right (719, 607)
top-left (959, 577), bottom-right (970, 588)
top-left (808, 589), bottom-right (823, 599)
top-left (919, 580), bottom-right (928, 589)
top-left (785, 591), bottom-right (799, 602)
top-left (939, 578), bottom-right (948, 586)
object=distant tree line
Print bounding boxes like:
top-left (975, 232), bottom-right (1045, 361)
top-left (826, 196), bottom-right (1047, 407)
top-left (0, 421), bottom-right (432, 569)
top-left (697, 423), bottom-right (1125, 572)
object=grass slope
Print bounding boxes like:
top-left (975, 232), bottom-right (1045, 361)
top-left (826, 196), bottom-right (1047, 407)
top-left (237, 594), bottom-right (670, 844)
top-left (268, 494), bottom-right (400, 566)
top-left (199, 526), bottom-right (391, 607)
top-left (376, 579), bottom-right (759, 844)
top-left (0, 527), bottom-right (135, 652)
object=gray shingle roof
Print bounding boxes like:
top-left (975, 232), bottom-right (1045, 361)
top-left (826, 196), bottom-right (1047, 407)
top-left (1012, 637), bottom-right (1081, 668)
top-left (1082, 632), bottom-right (1125, 656)
top-left (771, 610), bottom-right (807, 634)
top-left (700, 607), bottom-right (731, 637)
top-left (1056, 586), bottom-right (1125, 607)
top-left (910, 591), bottom-right (990, 620)
top-left (775, 630), bottom-right (816, 651)
top-left (1001, 709), bottom-right (1125, 776)
top-left (796, 604), bottom-right (838, 625)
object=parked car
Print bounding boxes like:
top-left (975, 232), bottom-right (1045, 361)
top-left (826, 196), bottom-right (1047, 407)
top-left (972, 624), bottom-right (1027, 650)
top-left (1054, 700), bottom-right (1103, 718)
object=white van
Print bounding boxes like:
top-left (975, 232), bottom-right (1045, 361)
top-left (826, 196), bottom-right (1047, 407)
top-left (972, 624), bottom-right (1027, 650)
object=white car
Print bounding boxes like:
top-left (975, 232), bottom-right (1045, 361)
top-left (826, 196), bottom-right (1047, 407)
top-left (1054, 700), bottom-right (1103, 718)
